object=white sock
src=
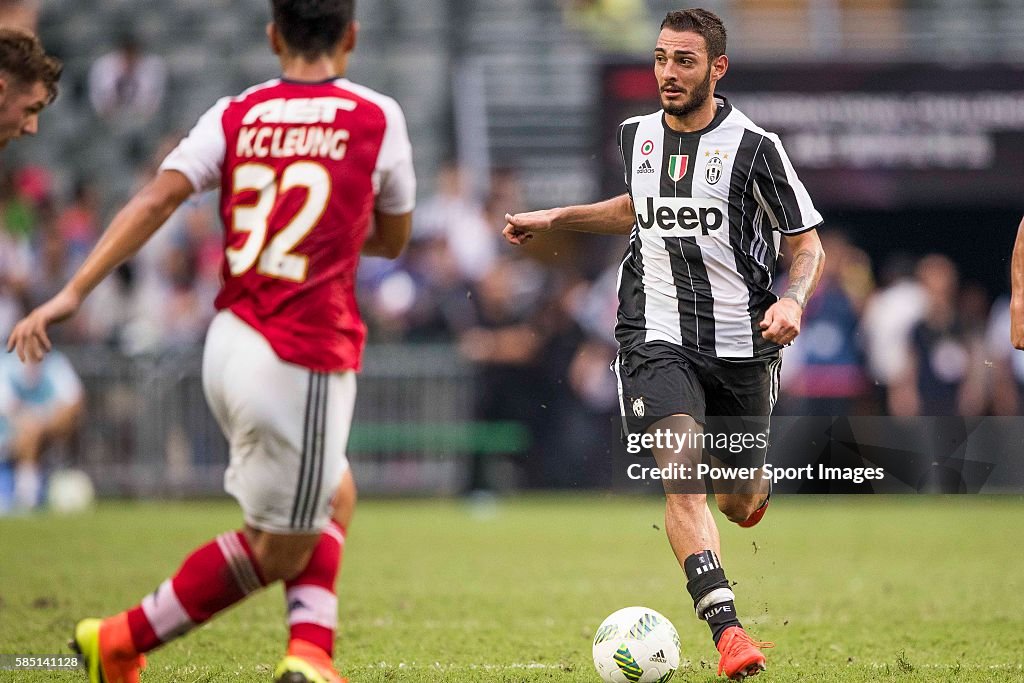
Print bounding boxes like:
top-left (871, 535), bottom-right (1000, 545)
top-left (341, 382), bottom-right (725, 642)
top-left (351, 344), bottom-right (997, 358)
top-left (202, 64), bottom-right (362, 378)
top-left (13, 461), bottom-right (41, 509)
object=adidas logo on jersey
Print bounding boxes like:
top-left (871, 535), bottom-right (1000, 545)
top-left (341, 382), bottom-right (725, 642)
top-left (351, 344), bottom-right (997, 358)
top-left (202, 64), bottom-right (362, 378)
top-left (636, 159), bottom-right (656, 174)
top-left (649, 649), bottom-right (667, 664)
top-left (635, 196), bottom-right (725, 236)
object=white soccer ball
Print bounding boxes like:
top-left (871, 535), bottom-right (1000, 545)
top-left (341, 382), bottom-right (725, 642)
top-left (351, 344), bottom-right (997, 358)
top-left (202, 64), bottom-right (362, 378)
top-left (47, 469), bottom-right (96, 514)
top-left (593, 606), bottom-right (681, 683)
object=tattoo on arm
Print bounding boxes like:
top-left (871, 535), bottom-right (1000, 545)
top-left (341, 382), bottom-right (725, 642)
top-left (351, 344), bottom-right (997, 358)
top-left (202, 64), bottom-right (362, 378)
top-left (782, 248), bottom-right (824, 309)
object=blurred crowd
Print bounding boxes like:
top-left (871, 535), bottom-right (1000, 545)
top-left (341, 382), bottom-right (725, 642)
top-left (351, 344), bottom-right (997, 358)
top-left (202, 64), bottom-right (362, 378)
top-left (2, 140), bottom-right (1023, 509)
top-left (2, 3), bottom-right (1022, 505)
top-left (3, 157), bottom-right (1023, 418)
top-left (1, 0), bottom-right (1022, 490)
top-left (4, 146), bottom-right (1023, 496)
top-left (778, 233), bottom-right (1019, 417)
top-left (0, 140), bottom-right (216, 355)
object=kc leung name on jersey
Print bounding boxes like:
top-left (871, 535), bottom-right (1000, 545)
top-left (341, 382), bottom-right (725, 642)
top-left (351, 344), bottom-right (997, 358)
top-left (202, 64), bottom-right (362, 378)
top-left (615, 95), bottom-right (823, 360)
top-left (235, 96), bottom-right (355, 161)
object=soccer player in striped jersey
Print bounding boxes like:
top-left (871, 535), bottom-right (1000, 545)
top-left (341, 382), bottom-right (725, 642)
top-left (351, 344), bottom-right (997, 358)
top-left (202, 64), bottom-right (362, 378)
top-left (505, 8), bottom-right (825, 680)
top-left (7, 2), bottom-right (414, 682)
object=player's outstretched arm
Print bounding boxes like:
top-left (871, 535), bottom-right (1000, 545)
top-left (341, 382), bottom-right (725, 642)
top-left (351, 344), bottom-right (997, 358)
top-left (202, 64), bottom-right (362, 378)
top-left (1010, 215), bottom-right (1024, 349)
top-left (6, 170), bottom-right (194, 362)
top-left (759, 228), bottom-right (825, 345)
top-left (362, 210), bottom-right (413, 259)
top-left (503, 193), bottom-right (634, 245)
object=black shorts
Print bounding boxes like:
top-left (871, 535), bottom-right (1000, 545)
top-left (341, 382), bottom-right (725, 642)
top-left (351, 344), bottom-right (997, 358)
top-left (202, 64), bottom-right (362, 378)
top-left (614, 342), bottom-right (781, 467)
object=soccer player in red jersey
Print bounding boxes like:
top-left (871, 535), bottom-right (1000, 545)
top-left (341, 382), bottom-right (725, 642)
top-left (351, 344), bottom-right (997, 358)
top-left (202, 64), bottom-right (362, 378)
top-left (7, 2), bottom-right (414, 682)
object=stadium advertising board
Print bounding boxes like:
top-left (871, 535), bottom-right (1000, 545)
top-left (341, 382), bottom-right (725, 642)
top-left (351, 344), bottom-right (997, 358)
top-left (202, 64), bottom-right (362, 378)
top-left (600, 62), bottom-right (1024, 208)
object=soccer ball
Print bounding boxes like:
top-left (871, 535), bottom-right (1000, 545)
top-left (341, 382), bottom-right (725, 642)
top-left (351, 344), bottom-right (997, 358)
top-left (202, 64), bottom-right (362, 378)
top-left (593, 606), bottom-right (680, 682)
top-left (47, 469), bottom-right (95, 514)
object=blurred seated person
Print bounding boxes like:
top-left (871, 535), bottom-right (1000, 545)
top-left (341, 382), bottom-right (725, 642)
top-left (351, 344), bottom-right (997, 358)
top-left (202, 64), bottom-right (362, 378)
top-left (890, 255), bottom-right (985, 416)
top-left (0, 349), bottom-right (83, 511)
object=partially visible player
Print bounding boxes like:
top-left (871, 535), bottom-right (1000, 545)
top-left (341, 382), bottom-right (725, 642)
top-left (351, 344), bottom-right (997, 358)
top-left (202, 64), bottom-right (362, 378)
top-left (0, 27), bottom-right (61, 149)
top-left (6, 1), bottom-right (414, 681)
top-left (1010, 215), bottom-right (1024, 349)
top-left (505, 8), bottom-right (824, 680)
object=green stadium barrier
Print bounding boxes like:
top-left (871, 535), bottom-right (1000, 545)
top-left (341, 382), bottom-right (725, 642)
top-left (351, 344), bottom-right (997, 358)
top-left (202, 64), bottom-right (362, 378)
top-left (347, 421), bottom-right (530, 455)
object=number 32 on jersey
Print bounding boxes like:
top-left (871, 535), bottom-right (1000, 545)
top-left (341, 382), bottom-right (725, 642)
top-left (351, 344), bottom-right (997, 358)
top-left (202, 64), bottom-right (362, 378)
top-left (226, 160), bottom-right (331, 283)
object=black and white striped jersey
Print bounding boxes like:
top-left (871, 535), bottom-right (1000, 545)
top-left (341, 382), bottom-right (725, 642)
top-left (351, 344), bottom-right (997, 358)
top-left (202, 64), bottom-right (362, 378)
top-left (614, 95), bottom-right (822, 360)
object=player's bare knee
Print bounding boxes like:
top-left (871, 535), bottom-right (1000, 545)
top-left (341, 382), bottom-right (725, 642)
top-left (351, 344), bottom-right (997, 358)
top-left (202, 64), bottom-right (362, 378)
top-left (246, 529), bottom-right (318, 582)
top-left (257, 546), bottom-right (315, 582)
top-left (716, 494), bottom-right (760, 524)
top-left (332, 469), bottom-right (357, 529)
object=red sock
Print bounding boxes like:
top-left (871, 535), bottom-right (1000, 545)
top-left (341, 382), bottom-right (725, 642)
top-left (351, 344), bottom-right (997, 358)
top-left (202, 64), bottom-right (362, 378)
top-left (123, 531), bottom-right (265, 653)
top-left (285, 520), bottom-right (345, 656)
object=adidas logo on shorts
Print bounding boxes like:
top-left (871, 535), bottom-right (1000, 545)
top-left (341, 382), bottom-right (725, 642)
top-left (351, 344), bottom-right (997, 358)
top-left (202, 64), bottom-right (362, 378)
top-left (636, 159), bottom-right (655, 174)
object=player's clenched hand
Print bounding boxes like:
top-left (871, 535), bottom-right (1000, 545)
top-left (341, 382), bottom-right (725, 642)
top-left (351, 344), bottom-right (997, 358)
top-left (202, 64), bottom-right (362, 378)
top-left (503, 210), bottom-right (556, 245)
top-left (6, 288), bottom-right (81, 363)
top-left (759, 297), bottom-right (802, 345)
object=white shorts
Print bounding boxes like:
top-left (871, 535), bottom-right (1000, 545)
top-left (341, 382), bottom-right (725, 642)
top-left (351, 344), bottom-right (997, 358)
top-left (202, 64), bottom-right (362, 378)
top-left (202, 311), bottom-right (356, 534)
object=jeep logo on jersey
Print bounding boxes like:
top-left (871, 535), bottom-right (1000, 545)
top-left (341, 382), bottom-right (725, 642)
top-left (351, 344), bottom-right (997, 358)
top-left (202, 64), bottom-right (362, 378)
top-left (635, 197), bottom-right (725, 236)
top-left (705, 155), bottom-right (723, 184)
top-left (667, 154), bottom-right (688, 182)
top-left (243, 97), bottom-right (357, 125)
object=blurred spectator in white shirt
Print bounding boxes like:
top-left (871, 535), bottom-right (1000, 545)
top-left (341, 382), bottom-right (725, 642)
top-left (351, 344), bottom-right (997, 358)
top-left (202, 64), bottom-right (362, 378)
top-left (89, 33), bottom-right (167, 126)
top-left (414, 163), bottom-right (497, 283)
top-left (860, 254), bottom-right (926, 409)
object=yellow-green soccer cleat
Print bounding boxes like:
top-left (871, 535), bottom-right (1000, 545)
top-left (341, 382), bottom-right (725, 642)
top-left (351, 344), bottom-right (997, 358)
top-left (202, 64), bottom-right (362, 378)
top-left (69, 615), bottom-right (146, 683)
top-left (273, 640), bottom-right (347, 683)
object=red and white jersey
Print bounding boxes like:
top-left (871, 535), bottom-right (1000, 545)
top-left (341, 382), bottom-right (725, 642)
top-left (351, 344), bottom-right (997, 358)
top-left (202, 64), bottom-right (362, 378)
top-left (160, 77), bottom-right (416, 372)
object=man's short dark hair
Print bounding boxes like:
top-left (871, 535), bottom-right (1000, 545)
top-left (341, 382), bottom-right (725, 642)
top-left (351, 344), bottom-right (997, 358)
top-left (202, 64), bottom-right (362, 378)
top-left (271, 0), bottom-right (355, 60)
top-left (0, 28), bottom-right (62, 103)
top-left (661, 8), bottom-right (727, 60)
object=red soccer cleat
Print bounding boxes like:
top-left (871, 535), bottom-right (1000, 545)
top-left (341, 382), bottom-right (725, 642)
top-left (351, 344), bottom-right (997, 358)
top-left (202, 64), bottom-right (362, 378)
top-left (716, 626), bottom-right (774, 680)
top-left (737, 490), bottom-right (771, 528)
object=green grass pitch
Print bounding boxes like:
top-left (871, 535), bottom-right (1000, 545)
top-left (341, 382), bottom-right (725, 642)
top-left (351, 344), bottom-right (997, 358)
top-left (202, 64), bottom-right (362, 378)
top-left (1, 495), bottom-right (1022, 682)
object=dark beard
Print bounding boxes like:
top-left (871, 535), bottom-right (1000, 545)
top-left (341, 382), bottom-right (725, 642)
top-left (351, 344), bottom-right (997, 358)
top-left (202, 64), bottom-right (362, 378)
top-left (662, 67), bottom-right (712, 118)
